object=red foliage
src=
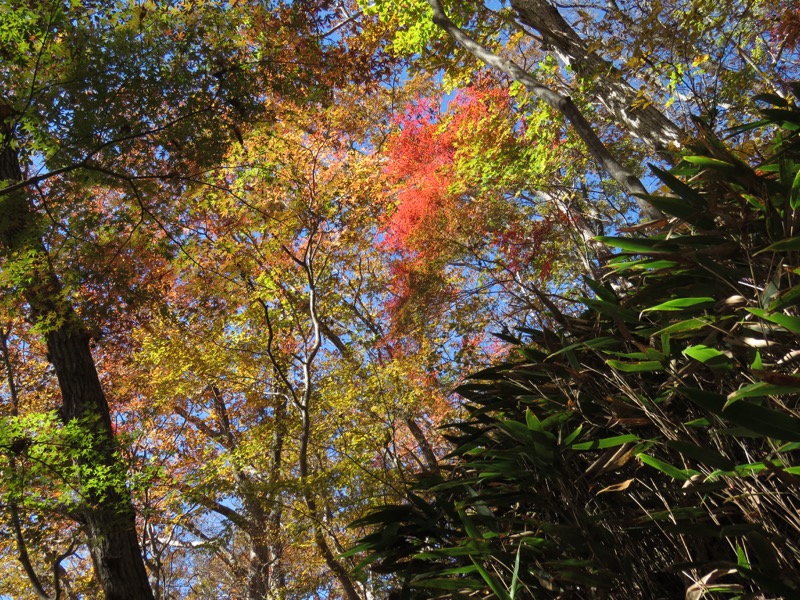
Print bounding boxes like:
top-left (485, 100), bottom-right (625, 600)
top-left (380, 82), bottom-right (559, 336)
top-left (382, 96), bottom-right (455, 254)
top-left (382, 83), bottom-right (515, 256)
top-left (774, 7), bottom-right (800, 50)
top-left (491, 217), bottom-right (557, 278)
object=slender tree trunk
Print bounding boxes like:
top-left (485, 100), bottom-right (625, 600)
top-left (404, 417), bottom-right (440, 473)
top-left (296, 244), bottom-right (362, 600)
top-left (1, 111), bottom-right (154, 600)
top-left (511, 0), bottom-right (684, 153)
top-left (298, 405), bottom-right (363, 600)
top-left (265, 393), bottom-right (288, 596)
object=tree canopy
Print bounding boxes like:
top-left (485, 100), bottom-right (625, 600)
top-left (1, 0), bottom-right (799, 598)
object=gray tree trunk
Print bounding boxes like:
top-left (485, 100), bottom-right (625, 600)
top-left (1, 109), bottom-right (155, 600)
top-left (511, 0), bottom-right (684, 153)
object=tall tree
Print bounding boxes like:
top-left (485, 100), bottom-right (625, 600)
top-left (2, 100), bottom-right (155, 599)
top-left (123, 84), bottom-right (464, 598)
top-left (1, 1), bottom-right (356, 597)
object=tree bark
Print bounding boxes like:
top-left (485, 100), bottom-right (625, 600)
top-left (511, 0), bottom-right (684, 153)
top-left (1, 110), bottom-right (154, 600)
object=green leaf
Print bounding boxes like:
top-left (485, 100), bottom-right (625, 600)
top-left (682, 344), bottom-right (731, 368)
top-left (642, 297), bottom-right (715, 312)
top-left (664, 440), bottom-right (735, 470)
top-left (510, 542), bottom-right (522, 599)
top-left (736, 544), bottom-right (750, 568)
top-left (758, 237), bottom-right (800, 253)
top-left (680, 388), bottom-right (800, 441)
top-left (571, 434), bottom-right (639, 451)
top-left (526, 409), bottom-right (542, 432)
top-left (414, 578), bottom-right (484, 590)
top-left (457, 508), bottom-right (482, 540)
top-left (435, 565), bottom-right (481, 576)
top-left (604, 348), bottom-right (664, 360)
top-left (768, 283), bottom-right (800, 310)
top-left (683, 155), bottom-right (740, 175)
top-left (583, 276), bottom-right (617, 303)
top-left (685, 417), bottom-right (711, 427)
top-left (653, 316), bottom-right (716, 336)
top-left (520, 347), bottom-right (547, 361)
top-left (548, 337), bottom-right (617, 358)
top-left (649, 164), bottom-right (706, 208)
top-left (606, 359), bottom-right (663, 372)
top-left (636, 194), bottom-right (708, 225)
top-left (726, 381), bottom-right (800, 407)
top-left (498, 420), bottom-right (533, 443)
top-left (746, 307), bottom-right (800, 333)
top-left (738, 566), bottom-right (800, 596)
top-left (581, 298), bottom-right (640, 323)
top-left (637, 453), bottom-right (692, 480)
top-left (562, 424), bottom-right (583, 446)
top-left (746, 531), bottom-right (782, 578)
top-left (761, 108), bottom-right (800, 127)
top-left (596, 236), bottom-right (678, 254)
top-left (471, 557), bottom-right (512, 600)
top-left (627, 258), bottom-right (683, 270)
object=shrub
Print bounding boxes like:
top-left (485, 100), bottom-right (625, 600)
top-left (350, 91), bottom-right (800, 599)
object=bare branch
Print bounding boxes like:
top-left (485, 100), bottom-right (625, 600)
top-left (10, 502), bottom-right (51, 600)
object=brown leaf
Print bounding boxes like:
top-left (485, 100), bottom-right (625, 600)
top-left (753, 370), bottom-right (800, 386)
top-left (597, 478), bottom-right (636, 494)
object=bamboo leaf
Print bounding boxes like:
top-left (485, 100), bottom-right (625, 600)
top-left (758, 237), bottom-right (800, 253)
top-left (680, 388), bottom-right (800, 441)
top-left (664, 440), bottom-right (735, 470)
top-left (606, 359), bottom-right (663, 372)
top-left (683, 155), bottom-right (740, 175)
top-left (636, 194), bottom-right (709, 225)
top-left (726, 381), bottom-right (800, 407)
top-left (414, 578), bottom-right (484, 590)
top-left (648, 164), bottom-right (706, 208)
top-left (596, 236), bottom-right (679, 253)
top-left (583, 276), bottom-right (617, 303)
top-left (510, 543), bottom-right (522, 599)
top-left (582, 298), bottom-right (640, 322)
top-left (471, 557), bottom-right (512, 600)
top-left (562, 424), bottom-right (583, 446)
top-left (571, 434), bottom-right (639, 451)
top-left (548, 337), bottom-right (617, 358)
top-left (642, 297), bottom-right (715, 312)
top-left (682, 345), bottom-right (731, 368)
top-left (653, 317), bottom-right (713, 335)
top-left (637, 453), bottom-right (693, 480)
top-left (746, 307), bottom-right (800, 333)
top-left (768, 284), bottom-right (800, 310)
top-left (791, 167), bottom-right (800, 210)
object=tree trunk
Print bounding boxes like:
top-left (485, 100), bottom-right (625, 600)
top-left (244, 531), bottom-right (273, 600)
top-left (511, 0), bottom-right (684, 153)
top-left (1, 110), bottom-right (155, 600)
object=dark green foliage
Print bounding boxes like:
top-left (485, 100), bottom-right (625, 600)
top-left (350, 94), bottom-right (800, 598)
